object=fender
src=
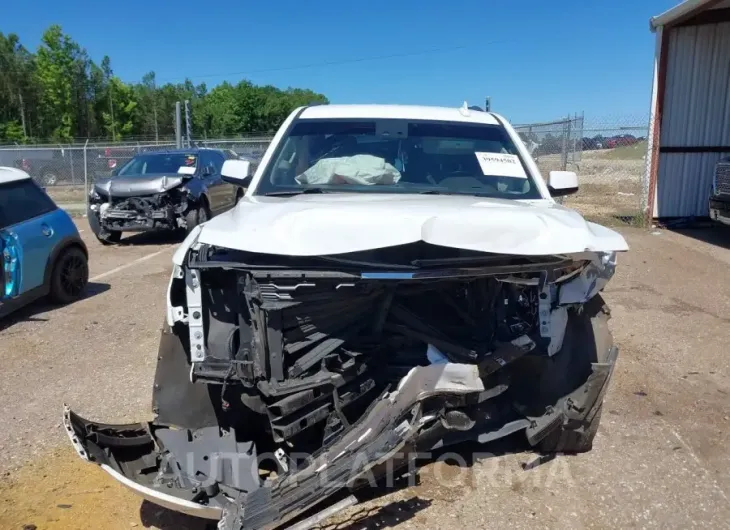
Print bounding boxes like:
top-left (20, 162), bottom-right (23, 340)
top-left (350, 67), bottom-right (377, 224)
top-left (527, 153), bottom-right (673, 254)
top-left (43, 236), bottom-right (88, 290)
top-left (181, 180), bottom-right (211, 214)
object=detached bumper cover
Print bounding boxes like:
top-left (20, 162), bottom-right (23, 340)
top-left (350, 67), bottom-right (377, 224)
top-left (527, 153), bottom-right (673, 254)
top-left (63, 406), bottom-right (223, 520)
top-left (63, 348), bottom-right (619, 529)
top-left (63, 364), bottom-right (484, 528)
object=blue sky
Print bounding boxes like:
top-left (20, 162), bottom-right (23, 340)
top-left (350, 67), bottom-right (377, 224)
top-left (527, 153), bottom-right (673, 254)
top-left (3, 0), bottom-right (680, 125)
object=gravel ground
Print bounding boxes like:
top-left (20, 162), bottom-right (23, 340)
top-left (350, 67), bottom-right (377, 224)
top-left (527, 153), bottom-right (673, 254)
top-left (1, 221), bottom-right (729, 529)
top-left (534, 150), bottom-right (646, 220)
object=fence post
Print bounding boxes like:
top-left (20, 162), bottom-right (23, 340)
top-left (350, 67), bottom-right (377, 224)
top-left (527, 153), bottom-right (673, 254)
top-left (566, 117), bottom-right (572, 167)
top-left (69, 145), bottom-right (75, 185)
top-left (560, 118), bottom-right (569, 171)
top-left (83, 139), bottom-right (89, 214)
top-left (175, 102), bottom-right (182, 149)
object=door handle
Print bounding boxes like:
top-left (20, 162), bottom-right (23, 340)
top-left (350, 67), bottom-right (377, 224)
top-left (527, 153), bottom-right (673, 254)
top-left (41, 224), bottom-right (54, 238)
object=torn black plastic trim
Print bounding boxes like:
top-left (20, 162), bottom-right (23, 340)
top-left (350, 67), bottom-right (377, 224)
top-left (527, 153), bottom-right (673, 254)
top-left (221, 363), bottom-right (485, 530)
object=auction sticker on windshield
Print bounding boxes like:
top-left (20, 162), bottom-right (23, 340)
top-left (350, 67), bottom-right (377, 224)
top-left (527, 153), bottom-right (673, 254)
top-left (475, 152), bottom-right (527, 179)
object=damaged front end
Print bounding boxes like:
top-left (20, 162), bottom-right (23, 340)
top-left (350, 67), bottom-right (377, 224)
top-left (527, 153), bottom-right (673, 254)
top-left (65, 242), bottom-right (619, 529)
top-left (88, 176), bottom-right (192, 235)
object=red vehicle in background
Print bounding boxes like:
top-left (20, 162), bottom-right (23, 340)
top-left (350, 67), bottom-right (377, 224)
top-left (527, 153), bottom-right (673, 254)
top-left (605, 134), bottom-right (639, 149)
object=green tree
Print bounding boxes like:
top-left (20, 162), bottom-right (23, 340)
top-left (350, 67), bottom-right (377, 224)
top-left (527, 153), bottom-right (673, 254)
top-left (102, 77), bottom-right (137, 139)
top-left (35, 25), bottom-right (80, 140)
top-left (134, 71), bottom-right (161, 140)
top-left (0, 121), bottom-right (26, 142)
top-left (0, 24), bottom-right (329, 144)
top-left (0, 32), bottom-right (38, 140)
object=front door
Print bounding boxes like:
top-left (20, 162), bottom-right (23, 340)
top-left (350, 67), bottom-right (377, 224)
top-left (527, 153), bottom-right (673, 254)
top-left (208, 151), bottom-right (235, 211)
top-left (199, 151), bottom-right (234, 214)
top-left (198, 151), bottom-right (221, 213)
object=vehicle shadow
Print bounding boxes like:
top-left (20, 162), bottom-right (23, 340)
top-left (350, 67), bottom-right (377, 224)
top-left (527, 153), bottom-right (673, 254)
top-left (139, 501), bottom-right (214, 530)
top-left (669, 223), bottom-right (730, 251)
top-left (0, 281), bottom-right (110, 332)
top-left (119, 230), bottom-right (186, 247)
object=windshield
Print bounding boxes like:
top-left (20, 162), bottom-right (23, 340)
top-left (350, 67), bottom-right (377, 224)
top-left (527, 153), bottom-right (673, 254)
top-left (116, 153), bottom-right (198, 176)
top-left (254, 119), bottom-right (541, 199)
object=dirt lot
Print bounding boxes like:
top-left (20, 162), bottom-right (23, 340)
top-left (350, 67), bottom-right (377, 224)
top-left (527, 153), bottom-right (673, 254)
top-left (535, 148), bottom-right (646, 222)
top-left (1, 221), bottom-right (729, 530)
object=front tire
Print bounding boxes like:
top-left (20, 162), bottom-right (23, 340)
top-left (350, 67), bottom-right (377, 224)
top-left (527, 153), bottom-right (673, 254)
top-left (515, 295), bottom-right (615, 454)
top-left (50, 247), bottom-right (89, 304)
top-left (42, 171), bottom-right (58, 186)
top-left (185, 203), bottom-right (209, 235)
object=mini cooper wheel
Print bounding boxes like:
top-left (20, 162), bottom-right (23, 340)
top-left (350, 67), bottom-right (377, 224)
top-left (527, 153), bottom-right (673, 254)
top-left (50, 247), bottom-right (89, 304)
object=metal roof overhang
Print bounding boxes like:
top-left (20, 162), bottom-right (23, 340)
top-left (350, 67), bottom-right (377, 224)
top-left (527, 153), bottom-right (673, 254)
top-left (650, 0), bottom-right (726, 30)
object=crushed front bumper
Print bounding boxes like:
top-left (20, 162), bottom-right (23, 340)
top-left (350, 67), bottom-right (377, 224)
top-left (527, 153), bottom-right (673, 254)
top-left (63, 346), bottom-right (619, 529)
top-left (64, 363), bottom-right (487, 528)
top-left (63, 406), bottom-right (224, 519)
top-left (709, 195), bottom-right (730, 226)
top-left (88, 195), bottom-right (187, 234)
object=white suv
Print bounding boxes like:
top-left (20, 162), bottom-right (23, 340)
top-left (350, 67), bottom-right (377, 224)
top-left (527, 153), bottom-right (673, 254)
top-left (66, 104), bottom-right (628, 528)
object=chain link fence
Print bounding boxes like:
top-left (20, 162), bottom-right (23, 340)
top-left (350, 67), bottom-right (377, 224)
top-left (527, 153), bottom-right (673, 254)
top-left (0, 139), bottom-right (273, 212)
top-left (0, 116), bottom-right (648, 223)
top-left (515, 114), bottom-right (585, 168)
top-left (564, 117), bottom-right (648, 223)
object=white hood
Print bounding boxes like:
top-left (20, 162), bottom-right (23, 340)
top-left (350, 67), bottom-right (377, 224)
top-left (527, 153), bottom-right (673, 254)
top-left (193, 193), bottom-right (629, 257)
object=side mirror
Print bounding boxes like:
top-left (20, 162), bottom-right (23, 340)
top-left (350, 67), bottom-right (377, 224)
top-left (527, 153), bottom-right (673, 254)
top-left (547, 171), bottom-right (579, 197)
top-left (222, 159), bottom-right (253, 188)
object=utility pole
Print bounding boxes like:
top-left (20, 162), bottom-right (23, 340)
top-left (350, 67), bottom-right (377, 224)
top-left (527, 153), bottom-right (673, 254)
top-left (18, 92), bottom-right (27, 138)
top-left (109, 82), bottom-right (116, 141)
top-left (152, 78), bottom-right (159, 144)
top-left (184, 100), bottom-right (192, 148)
top-left (175, 101), bottom-right (182, 149)
top-left (153, 104), bottom-right (159, 144)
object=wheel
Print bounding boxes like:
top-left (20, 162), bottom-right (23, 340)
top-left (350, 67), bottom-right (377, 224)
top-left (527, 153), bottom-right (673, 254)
top-left (50, 247), bottom-right (89, 304)
top-left (185, 203), bottom-right (209, 234)
top-left (42, 171), bottom-right (58, 186)
top-left (515, 295), bottom-right (615, 454)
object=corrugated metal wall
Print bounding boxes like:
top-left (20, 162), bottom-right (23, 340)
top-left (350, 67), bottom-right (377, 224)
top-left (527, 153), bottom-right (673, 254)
top-left (657, 20), bottom-right (730, 217)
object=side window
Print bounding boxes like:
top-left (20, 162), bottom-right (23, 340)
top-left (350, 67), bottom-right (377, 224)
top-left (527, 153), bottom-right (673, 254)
top-left (0, 180), bottom-right (57, 229)
top-left (210, 152), bottom-right (225, 174)
top-left (197, 152), bottom-right (210, 176)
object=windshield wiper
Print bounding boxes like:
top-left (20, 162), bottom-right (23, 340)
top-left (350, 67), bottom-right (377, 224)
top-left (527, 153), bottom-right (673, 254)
top-left (264, 188), bottom-right (328, 197)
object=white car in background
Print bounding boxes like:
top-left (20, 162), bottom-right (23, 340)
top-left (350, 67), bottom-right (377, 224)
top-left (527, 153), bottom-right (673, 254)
top-left (66, 104), bottom-right (628, 529)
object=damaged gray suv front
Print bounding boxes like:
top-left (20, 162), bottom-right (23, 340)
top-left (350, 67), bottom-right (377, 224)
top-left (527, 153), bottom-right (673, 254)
top-left (88, 149), bottom-right (243, 244)
top-left (65, 104), bottom-right (628, 529)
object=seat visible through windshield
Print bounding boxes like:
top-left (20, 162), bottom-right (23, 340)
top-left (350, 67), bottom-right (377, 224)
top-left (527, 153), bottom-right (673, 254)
top-left (255, 119), bottom-right (541, 199)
